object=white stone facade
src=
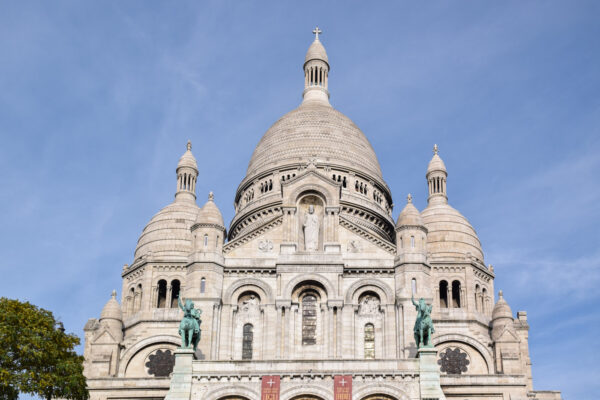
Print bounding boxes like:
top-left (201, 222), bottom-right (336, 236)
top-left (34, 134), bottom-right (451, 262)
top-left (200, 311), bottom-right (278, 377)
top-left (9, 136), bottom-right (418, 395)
top-left (83, 31), bottom-right (562, 400)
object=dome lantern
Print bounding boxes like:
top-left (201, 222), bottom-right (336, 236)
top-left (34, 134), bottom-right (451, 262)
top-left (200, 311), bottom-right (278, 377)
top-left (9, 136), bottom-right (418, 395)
top-left (175, 140), bottom-right (198, 203)
top-left (302, 27), bottom-right (330, 105)
top-left (426, 144), bottom-right (448, 205)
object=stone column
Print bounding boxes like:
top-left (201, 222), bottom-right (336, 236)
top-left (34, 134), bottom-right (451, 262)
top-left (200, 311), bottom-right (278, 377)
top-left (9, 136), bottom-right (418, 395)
top-left (384, 304), bottom-right (396, 358)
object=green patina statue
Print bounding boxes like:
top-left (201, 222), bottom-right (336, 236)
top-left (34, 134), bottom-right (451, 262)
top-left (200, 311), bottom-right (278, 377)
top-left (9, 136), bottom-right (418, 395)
top-left (412, 295), bottom-right (435, 348)
top-left (177, 296), bottom-right (202, 351)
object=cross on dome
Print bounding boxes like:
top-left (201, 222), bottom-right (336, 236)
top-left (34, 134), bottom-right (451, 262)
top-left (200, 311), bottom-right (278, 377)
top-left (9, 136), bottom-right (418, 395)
top-left (187, 140), bottom-right (192, 151)
top-left (208, 191), bottom-right (214, 201)
top-left (433, 144), bottom-right (439, 155)
top-left (312, 26), bottom-right (322, 41)
top-left (407, 193), bottom-right (413, 204)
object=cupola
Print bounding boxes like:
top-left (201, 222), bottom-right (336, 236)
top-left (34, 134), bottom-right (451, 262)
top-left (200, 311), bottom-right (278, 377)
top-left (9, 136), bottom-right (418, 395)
top-left (426, 144), bottom-right (448, 205)
top-left (193, 192), bottom-right (226, 252)
top-left (99, 290), bottom-right (123, 342)
top-left (491, 290), bottom-right (515, 340)
top-left (302, 27), bottom-right (330, 105)
top-left (395, 194), bottom-right (427, 262)
top-left (175, 140), bottom-right (199, 203)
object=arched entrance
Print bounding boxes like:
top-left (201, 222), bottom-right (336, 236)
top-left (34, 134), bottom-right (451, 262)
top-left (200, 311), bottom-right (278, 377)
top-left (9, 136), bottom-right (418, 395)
top-left (290, 396), bottom-right (324, 400)
top-left (361, 395), bottom-right (397, 400)
top-left (217, 397), bottom-right (251, 400)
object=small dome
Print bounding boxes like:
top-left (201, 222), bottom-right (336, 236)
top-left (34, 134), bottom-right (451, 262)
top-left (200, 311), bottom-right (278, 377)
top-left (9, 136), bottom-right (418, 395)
top-left (134, 201), bottom-right (200, 261)
top-left (427, 144), bottom-right (446, 176)
top-left (100, 290), bottom-right (122, 321)
top-left (421, 202), bottom-right (484, 262)
top-left (196, 192), bottom-right (225, 227)
top-left (305, 39), bottom-right (328, 66)
top-left (396, 194), bottom-right (424, 227)
top-left (177, 141), bottom-right (198, 170)
top-left (492, 290), bottom-right (514, 321)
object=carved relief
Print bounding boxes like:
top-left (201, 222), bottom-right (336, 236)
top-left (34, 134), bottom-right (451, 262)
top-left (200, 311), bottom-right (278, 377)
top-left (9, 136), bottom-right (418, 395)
top-left (258, 239), bottom-right (274, 253)
top-left (359, 295), bottom-right (380, 317)
top-left (238, 293), bottom-right (260, 317)
top-left (347, 239), bottom-right (362, 253)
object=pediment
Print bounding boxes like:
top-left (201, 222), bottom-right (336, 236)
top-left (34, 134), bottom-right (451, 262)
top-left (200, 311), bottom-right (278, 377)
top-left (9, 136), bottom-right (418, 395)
top-left (281, 168), bottom-right (340, 207)
top-left (494, 325), bottom-right (520, 343)
top-left (93, 328), bottom-right (117, 344)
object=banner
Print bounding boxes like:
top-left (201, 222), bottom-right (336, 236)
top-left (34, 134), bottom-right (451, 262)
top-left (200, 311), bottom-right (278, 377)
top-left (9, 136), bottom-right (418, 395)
top-left (334, 375), bottom-right (352, 400)
top-left (261, 375), bottom-right (280, 400)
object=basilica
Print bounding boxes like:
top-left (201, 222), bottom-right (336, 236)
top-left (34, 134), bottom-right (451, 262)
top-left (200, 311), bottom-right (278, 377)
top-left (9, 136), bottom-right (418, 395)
top-left (83, 30), bottom-right (562, 400)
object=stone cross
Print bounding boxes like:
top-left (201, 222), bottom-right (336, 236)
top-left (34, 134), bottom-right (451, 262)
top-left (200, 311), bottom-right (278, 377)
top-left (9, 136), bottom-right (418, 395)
top-left (313, 26), bottom-right (322, 40)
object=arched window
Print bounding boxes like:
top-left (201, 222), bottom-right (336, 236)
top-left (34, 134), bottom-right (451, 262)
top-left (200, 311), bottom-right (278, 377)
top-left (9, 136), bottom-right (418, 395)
top-left (475, 284), bottom-right (481, 312)
top-left (302, 292), bottom-right (318, 345)
top-left (128, 287), bottom-right (135, 314)
top-left (242, 323), bottom-right (253, 360)
top-left (410, 235), bottom-right (415, 248)
top-left (439, 280), bottom-right (448, 308)
top-left (200, 278), bottom-right (206, 294)
top-left (364, 323), bottom-right (375, 359)
top-left (170, 280), bottom-right (180, 308)
top-left (411, 278), bottom-right (417, 295)
top-left (452, 280), bottom-right (461, 308)
top-left (157, 280), bottom-right (167, 308)
top-left (482, 288), bottom-right (488, 314)
top-left (204, 234), bottom-right (208, 247)
top-left (135, 284), bottom-right (142, 311)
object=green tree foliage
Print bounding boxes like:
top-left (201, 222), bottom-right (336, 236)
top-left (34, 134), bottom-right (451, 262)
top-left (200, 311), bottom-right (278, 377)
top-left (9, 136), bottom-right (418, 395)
top-left (0, 298), bottom-right (88, 400)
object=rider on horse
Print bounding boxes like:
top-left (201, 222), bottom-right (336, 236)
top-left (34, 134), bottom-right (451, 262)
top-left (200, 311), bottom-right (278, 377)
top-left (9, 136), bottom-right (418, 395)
top-left (178, 296), bottom-right (202, 351)
top-left (412, 295), bottom-right (435, 348)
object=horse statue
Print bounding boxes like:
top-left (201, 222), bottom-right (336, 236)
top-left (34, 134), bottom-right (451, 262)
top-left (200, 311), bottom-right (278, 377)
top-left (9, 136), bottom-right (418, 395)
top-left (177, 296), bottom-right (202, 351)
top-left (412, 295), bottom-right (434, 348)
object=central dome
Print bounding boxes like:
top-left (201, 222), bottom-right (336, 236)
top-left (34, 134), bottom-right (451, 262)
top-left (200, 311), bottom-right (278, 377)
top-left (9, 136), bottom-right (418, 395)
top-left (246, 101), bottom-right (384, 181)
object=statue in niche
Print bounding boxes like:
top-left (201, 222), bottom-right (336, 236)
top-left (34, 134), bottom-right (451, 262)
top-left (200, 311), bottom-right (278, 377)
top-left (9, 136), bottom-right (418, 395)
top-left (303, 205), bottom-right (320, 251)
top-left (240, 294), bottom-right (259, 313)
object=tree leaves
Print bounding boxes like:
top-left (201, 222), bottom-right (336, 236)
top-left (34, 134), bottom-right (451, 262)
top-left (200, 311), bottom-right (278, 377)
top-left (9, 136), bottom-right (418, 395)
top-left (0, 298), bottom-right (88, 400)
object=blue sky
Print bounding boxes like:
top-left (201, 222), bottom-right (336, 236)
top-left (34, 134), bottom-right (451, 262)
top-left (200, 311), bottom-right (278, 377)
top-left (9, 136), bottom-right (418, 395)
top-left (1, 1), bottom-right (598, 399)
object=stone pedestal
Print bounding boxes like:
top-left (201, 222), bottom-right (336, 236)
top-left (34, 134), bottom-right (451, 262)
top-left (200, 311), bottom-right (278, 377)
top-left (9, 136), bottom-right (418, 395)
top-left (165, 348), bottom-right (195, 400)
top-left (418, 347), bottom-right (446, 400)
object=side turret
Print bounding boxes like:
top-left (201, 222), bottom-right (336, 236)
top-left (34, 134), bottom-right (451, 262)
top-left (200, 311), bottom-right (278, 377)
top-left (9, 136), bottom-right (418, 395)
top-left (192, 192), bottom-right (226, 253)
top-left (395, 194), bottom-right (427, 263)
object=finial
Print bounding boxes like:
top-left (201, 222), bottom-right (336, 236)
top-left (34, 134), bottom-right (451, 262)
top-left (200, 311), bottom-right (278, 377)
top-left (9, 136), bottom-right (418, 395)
top-left (407, 193), bottom-right (412, 203)
top-left (433, 144), bottom-right (438, 155)
top-left (312, 26), bottom-right (322, 41)
top-left (187, 140), bottom-right (192, 151)
top-left (498, 290), bottom-right (503, 298)
top-left (208, 191), bottom-right (214, 201)
top-left (111, 290), bottom-right (117, 299)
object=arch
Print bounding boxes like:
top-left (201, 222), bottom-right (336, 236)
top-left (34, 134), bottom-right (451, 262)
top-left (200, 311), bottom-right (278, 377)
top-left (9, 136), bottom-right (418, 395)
top-left (451, 280), bottom-right (461, 308)
top-left (156, 280), bottom-right (167, 308)
top-left (439, 280), bottom-right (448, 308)
top-left (224, 278), bottom-right (274, 305)
top-left (285, 181), bottom-right (338, 208)
top-left (432, 333), bottom-right (493, 373)
top-left (200, 277), bottom-right (206, 293)
top-left (364, 323), bottom-right (375, 359)
top-left (353, 383), bottom-right (410, 400)
top-left (170, 279), bottom-right (181, 308)
top-left (283, 274), bottom-right (336, 299)
top-left (345, 279), bottom-right (393, 304)
top-left (118, 335), bottom-right (180, 376)
top-left (205, 385), bottom-right (259, 400)
top-left (280, 384), bottom-right (332, 400)
top-left (242, 323), bottom-right (253, 360)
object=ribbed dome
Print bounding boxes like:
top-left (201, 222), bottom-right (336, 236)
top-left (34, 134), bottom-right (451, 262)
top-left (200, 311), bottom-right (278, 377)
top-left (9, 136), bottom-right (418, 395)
top-left (246, 102), bottom-right (384, 181)
top-left (100, 291), bottom-right (122, 321)
top-left (196, 192), bottom-right (225, 227)
top-left (427, 153), bottom-right (446, 175)
top-left (396, 195), bottom-right (424, 227)
top-left (421, 202), bottom-right (484, 262)
top-left (305, 39), bottom-right (328, 65)
top-left (177, 141), bottom-right (198, 170)
top-left (134, 201), bottom-right (200, 261)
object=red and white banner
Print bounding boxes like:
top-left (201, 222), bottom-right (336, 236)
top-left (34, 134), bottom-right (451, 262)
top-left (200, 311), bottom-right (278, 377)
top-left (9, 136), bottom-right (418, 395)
top-left (334, 375), bottom-right (352, 400)
top-left (261, 375), bottom-right (280, 400)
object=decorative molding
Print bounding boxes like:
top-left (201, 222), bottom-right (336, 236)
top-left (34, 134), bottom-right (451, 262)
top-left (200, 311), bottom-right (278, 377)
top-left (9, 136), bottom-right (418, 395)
top-left (339, 216), bottom-right (396, 254)
top-left (224, 216), bottom-right (283, 253)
